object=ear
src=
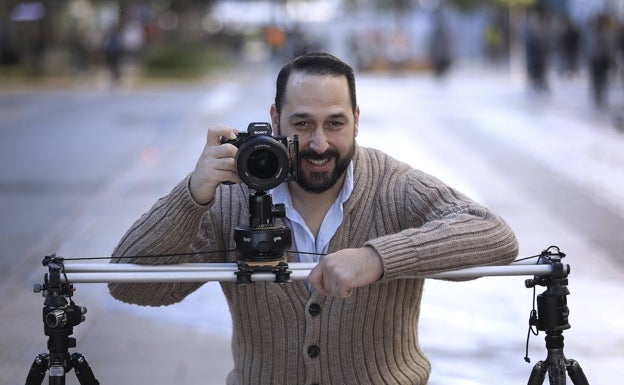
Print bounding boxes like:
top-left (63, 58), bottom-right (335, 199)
top-left (270, 104), bottom-right (280, 135)
top-left (353, 105), bottom-right (360, 137)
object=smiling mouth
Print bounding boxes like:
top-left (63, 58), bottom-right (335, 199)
top-left (307, 158), bottom-right (330, 166)
top-left (300, 149), bottom-right (338, 170)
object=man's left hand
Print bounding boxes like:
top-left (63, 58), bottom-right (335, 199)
top-left (308, 246), bottom-right (383, 298)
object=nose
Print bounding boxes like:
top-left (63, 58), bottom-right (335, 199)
top-left (308, 128), bottom-right (329, 154)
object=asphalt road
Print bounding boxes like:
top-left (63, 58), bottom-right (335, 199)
top-left (1, 62), bottom-right (623, 384)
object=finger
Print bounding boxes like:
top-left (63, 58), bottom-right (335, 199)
top-left (308, 265), bottom-right (330, 296)
top-left (331, 277), bottom-right (354, 299)
top-left (308, 264), bottom-right (322, 289)
top-left (323, 260), bottom-right (356, 298)
top-left (206, 141), bottom-right (238, 160)
top-left (209, 156), bottom-right (236, 172)
top-left (207, 126), bottom-right (238, 146)
top-left (195, 152), bottom-right (240, 185)
top-left (310, 264), bottom-right (353, 298)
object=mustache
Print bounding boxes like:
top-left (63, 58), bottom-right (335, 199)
top-left (299, 149), bottom-right (339, 160)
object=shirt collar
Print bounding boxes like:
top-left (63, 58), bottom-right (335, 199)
top-left (271, 162), bottom-right (354, 212)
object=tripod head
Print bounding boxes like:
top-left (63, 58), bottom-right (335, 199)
top-left (233, 190), bottom-right (292, 284)
top-left (522, 246), bottom-right (589, 385)
top-left (34, 255), bottom-right (87, 336)
top-left (525, 246), bottom-right (571, 334)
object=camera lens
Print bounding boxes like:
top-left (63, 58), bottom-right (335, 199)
top-left (236, 136), bottom-right (290, 191)
top-left (247, 150), bottom-right (279, 179)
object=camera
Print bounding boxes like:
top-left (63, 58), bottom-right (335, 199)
top-left (221, 122), bottom-right (299, 191)
top-left (220, 123), bottom-right (298, 283)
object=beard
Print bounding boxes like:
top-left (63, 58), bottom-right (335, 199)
top-left (296, 139), bottom-right (355, 193)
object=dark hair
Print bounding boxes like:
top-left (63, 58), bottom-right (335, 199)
top-left (274, 52), bottom-right (357, 115)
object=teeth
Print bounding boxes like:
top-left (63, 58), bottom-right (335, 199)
top-left (309, 159), bottom-right (329, 166)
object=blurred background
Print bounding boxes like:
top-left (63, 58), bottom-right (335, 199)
top-left (2, 0), bottom-right (624, 384)
top-left (0, 0), bottom-right (623, 104)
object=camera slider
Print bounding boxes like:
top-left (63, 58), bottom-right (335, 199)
top-left (29, 247), bottom-right (591, 385)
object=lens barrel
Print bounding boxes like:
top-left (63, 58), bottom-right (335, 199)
top-left (236, 135), bottom-right (290, 191)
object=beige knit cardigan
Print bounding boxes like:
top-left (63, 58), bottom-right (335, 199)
top-left (109, 145), bottom-right (519, 385)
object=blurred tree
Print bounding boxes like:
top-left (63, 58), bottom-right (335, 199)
top-left (450, 0), bottom-right (537, 12)
top-left (359, 0), bottom-right (538, 13)
top-left (0, 0), bottom-right (228, 79)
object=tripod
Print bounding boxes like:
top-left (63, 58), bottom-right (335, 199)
top-left (524, 247), bottom-right (589, 385)
top-left (26, 255), bottom-right (99, 385)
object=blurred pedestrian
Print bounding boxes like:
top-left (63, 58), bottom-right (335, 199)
top-left (586, 14), bottom-right (615, 108)
top-left (69, 25), bottom-right (89, 76)
top-left (264, 24), bottom-right (286, 60)
top-left (385, 28), bottom-right (410, 73)
top-left (286, 25), bottom-right (320, 59)
top-left (104, 25), bottom-right (123, 85)
top-left (428, 10), bottom-right (452, 78)
top-left (482, 10), bottom-right (508, 67)
top-left (558, 16), bottom-right (580, 77)
top-left (108, 52), bottom-right (519, 385)
top-left (524, 9), bottom-right (550, 91)
top-left (616, 19), bottom-right (624, 88)
top-left (0, 23), bottom-right (19, 66)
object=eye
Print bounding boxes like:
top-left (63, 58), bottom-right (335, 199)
top-left (327, 120), bottom-right (345, 129)
top-left (293, 121), bottom-right (312, 130)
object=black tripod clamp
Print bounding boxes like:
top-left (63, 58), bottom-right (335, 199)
top-left (523, 246), bottom-right (589, 385)
top-left (26, 254), bottom-right (99, 385)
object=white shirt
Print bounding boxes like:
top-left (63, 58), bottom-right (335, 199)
top-left (271, 162), bottom-right (354, 263)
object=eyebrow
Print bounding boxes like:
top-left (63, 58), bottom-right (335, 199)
top-left (287, 112), bottom-right (348, 120)
top-left (288, 112), bottom-right (312, 120)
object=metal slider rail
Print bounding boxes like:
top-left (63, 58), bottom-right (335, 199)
top-left (62, 260), bottom-right (563, 283)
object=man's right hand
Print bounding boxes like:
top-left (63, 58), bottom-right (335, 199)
top-left (189, 126), bottom-right (241, 205)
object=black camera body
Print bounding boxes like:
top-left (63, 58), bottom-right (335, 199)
top-left (221, 122), bottom-right (299, 191)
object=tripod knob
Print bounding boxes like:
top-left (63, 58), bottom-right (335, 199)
top-left (79, 306), bottom-right (87, 322)
top-left (46, 309), bottom-right (68, 328)
top-left (33, 284), bottom-right (43, 293)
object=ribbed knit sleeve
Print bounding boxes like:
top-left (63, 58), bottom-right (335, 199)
top-left (352, 147), bottom-right (519, 280)
top-left (108, 174), bottom-right (215, 306)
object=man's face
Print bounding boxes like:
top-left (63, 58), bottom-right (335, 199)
top-left (271, 73), bottom-right (359, 193)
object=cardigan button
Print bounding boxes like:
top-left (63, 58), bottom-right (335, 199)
top-left (308, 303), bottom-right (321, 316)
top-left (307, 345), bottom-right (320, 358)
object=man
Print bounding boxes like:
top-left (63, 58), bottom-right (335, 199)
top-left (109, 52), bottom-right (519, 384)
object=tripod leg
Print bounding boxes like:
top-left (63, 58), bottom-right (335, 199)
top-left (567, 359), bottom-right (590, 385)
top-left (527, 360), bottom-right (547, 385)
top-left (25, 354), bottom-right (49, 385)
top-left (48, 364), bottom-right (67, 385)
top-left (71, 353), bottom-right (100, 385)
top-left (547, 352), bottom-right (569, 385)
